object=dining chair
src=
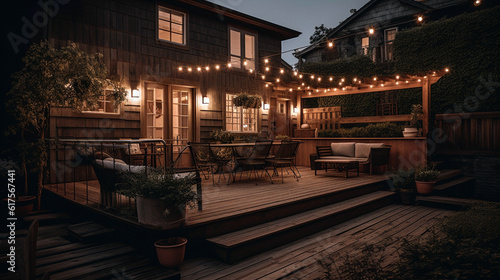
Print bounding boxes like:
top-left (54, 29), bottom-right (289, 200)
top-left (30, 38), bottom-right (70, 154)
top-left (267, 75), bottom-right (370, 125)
top-left (265, 140), bottom-right (301, 183)
top-left (236, 140), bottom-right (274, 184)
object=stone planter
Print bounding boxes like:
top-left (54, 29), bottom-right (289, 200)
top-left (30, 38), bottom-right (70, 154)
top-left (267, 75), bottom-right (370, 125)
top-left (403, 127), bottom-right (418, 137)
top-left (136, 196), bottom-right (185, 229)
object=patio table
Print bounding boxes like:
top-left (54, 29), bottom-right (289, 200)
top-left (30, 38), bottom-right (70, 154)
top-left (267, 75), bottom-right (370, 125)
top-left (314, 159), bottom-right (360, 178)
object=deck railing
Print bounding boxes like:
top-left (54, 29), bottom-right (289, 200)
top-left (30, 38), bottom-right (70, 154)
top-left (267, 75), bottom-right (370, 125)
top-left (46, 139), bottom-right (183, 212)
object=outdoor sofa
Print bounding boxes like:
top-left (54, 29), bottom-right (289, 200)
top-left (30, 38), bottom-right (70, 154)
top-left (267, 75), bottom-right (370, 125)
top-left (316, 142), bottom-right (391, 174)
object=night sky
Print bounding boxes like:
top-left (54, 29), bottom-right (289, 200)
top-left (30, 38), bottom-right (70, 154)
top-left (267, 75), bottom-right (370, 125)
top-left (206, 0), bottom-right (370, 65)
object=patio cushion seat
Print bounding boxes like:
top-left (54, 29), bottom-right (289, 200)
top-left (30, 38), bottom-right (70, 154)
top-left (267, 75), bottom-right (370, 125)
top-left (354, 143), bottom-right (384, 158)
top-left (319, 156), bottom-right (369, 162)
top-left (331, 142), bottom-right (356, 157)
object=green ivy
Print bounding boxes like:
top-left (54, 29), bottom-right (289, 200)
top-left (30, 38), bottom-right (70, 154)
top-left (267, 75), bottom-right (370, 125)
top-left (394, 6), bottom-right (500, 114)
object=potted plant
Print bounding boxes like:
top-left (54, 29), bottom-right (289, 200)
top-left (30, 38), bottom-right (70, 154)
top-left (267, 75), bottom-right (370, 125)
top-left (116, 168), bottom-right (198, 229)
top-left (154, 237), bottom-right (188, 267)
top-left (389, 168), bottom-right (416, 205)
top-left (403, 104), bottom-right (423, 137)
top-left (1, 159), bottom-right (36, 216)
top-left (210, 129), bottom-right (234, 144)
top-left (414, 165), bottom-right (440, 194)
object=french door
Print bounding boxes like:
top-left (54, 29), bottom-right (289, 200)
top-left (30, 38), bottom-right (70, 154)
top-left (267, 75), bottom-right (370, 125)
top-left (145, 83), bottom-right (194, 153)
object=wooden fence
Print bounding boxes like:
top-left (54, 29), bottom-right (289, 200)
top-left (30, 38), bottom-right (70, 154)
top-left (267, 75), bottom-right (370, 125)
top-left (434, 111), bottom-right (500, 155)
top-left (302, 107), bottom-right (341, 130)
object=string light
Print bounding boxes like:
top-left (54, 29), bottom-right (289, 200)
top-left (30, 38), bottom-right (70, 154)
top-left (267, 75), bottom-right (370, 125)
top-left (329, 77), bottom-right (333, 81)
top-left (261, 75), bottom-right (266, 80)
top-left (264, 58), bottom-right (269, 64)
top-left (197, 67), bottom-right (202, 72)
top-left (243, 61), bottom-right (248, 66)
top-left (310, 75), bottom-right (315, 79)
top-left (294, 71), bottom-right (298, 76)
top-left (334, 88), bottom-right (338, 91)
top-left (370, 85), bottom-right (374, 88)
top-left (265, 84), bottom-right (269, 87)
top-left (215, 65), bottom-right (220, 70)
top-left (373, 77), bottom-right (377, 81)
top-left (280, 69), bottom-right (284, 74)
top-left (318, 77), bottom-right (322, 82)
top-left (299, 74), bottom-right (303, 79)
top-left (249, 69), bottom-right (254, 73)
top-left (445, 68), bottom-right (450, 72)
top-left (178, 66), bottom-right (183, 71)
top-left (276, 78), bottom-right (280, 82)
top-left (353, 78), bottom-right (357, 82)
top-left (328, 41), bottom-right (334, 48)
top-left (474, 0), bottom-right (481, 6)
top-left (417, 15), bottom-right (423, 22)
top-left (341, 78), bottom-right (345, 82)
top-left (301, 82), bottom-right (305, 86)
top-left (396, 75), bottom-right (400, 79)
top-left (205, 66), bottom-right (210, 71)
top-left (265, 67), bottom-right (270, 72)
top-left (418, 79), bottom-right (422, 82)
top-left (227, 63), bottom-right (232, 68)
top-left (368, 27), bottom-right (375, 35)
top-left (289, 88), bottom-right (293, 92)
top-left (308, 92), bottom-right (311, 95)
top-left (188, 67), bottom-right (192, 72)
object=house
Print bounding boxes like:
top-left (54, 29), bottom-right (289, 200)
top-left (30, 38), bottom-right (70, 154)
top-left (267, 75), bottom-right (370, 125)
top-left (294, 0), bottom-right (475, 66)
top-left (37, 0), bottom-right (300, 149)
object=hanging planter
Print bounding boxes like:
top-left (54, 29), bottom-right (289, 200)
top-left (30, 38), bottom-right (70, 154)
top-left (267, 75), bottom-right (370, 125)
top-left (233, 93), bottom-right (262, 109)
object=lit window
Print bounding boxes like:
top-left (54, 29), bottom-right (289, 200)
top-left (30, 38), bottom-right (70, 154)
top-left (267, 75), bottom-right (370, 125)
top-left (384, 28), bottom-right (398, 61)
top-left (83, 90), bottom-right (119, 114)
top-left (361, 37), bottom-right (369, 55)
top-left (225, 94), bottom-right (258, 132)
top-left (230, 28), bottom-right (256, 70)
top-left (158, 6), bottom-right (186, 45)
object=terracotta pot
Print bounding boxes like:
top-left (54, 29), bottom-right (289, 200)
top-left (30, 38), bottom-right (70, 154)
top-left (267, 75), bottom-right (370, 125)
top-left (415, 181), bottom-right (435, 194)
top-left (135, 196), bottom-right (185, 229)
top-left (155, 237), bottom-right (187, 267)
top-left (3, 196), bottom-right (36, 216)
top-left (399, 189), bottom-right (416, 205)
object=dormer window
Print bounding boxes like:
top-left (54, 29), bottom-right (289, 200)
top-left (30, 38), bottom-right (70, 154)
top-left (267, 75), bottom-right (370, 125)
top-left (158, 6), bottom-right (186, 45)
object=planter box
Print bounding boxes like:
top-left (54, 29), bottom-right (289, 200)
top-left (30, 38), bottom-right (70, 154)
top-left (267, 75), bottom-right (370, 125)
top-left (294, 129), bottom-right (315, 138)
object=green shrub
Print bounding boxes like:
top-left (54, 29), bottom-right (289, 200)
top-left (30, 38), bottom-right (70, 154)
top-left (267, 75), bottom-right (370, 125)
top-left (318, 122), bottom-right (403, 138)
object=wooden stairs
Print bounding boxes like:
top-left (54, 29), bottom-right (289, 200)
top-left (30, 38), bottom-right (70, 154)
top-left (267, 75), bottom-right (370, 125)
top-left (202, 181), bottom-right (394, 263)
top-left (417, 168), bottom-right (476, 209)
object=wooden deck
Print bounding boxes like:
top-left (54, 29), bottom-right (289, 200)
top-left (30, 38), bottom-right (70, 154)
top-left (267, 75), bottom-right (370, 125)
top-left (180, 204), bottom-right (454, 279)
top-left (44, 167), bottom-right (391, 231)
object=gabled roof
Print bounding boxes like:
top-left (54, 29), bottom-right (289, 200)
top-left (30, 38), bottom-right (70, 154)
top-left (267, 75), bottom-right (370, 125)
top-left (176, 0), bottom-right (301, 40)
top-left (294, 0), bottom-right (433, 57)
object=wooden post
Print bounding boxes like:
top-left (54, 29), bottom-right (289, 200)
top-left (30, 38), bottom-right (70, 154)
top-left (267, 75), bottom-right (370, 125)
top-left (297, 92), bottom-right (302, 128)
top-left (422, 78), bottom-right (431, 137)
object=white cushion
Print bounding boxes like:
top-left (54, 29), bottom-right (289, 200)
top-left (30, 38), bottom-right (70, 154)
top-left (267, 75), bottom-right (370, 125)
top-left (355, 143), bottom-right (384, 158)
top-left (331, 142), bottom-right (356, 157)
top-left (95, 159), bottom-right (147, 174)
top-left (320, 156), bottom-right (369, 162)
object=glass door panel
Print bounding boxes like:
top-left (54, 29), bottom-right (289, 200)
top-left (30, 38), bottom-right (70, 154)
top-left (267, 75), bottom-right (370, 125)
top-left (172, 89), bottom-right (190, 152)
top-left (146, 86), bottom-right (164, 139)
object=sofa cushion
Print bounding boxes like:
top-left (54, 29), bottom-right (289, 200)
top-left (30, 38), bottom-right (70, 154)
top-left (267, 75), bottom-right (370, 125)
top-left (331, 142), bottom-right (356, 157)
top-left (355, 143), bottom-right (384, 158)
top-left (320, 156), bottom-right (369, 162)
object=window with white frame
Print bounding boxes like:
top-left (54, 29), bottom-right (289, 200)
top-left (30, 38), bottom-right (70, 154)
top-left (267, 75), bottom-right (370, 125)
top-left (361, 37), bottom-right (369, 55)
top-left (229, 28), bottom-right (256, 70)
top-left (83, 90), bottom-right (119, 113)
top-left (225, 94), bottom-right (258, 132)
top-left (158, 6), bottom-right (186, 45)
top-left (385, 28), bottom-right (398, 61)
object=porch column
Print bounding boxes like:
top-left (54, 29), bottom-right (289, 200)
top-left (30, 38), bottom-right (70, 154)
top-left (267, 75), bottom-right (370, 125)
top-left (422, 78), bottom-right (431, 137)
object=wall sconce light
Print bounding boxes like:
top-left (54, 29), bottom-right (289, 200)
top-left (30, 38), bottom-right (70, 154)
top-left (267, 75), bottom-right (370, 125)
top-left (202, 96), bottom-right (210, 104)
top-left (293, 107), bottom-right (299, 114)
top-left (263, 103), bottom-right (270, 110)
top-left (368, 27), bottom-right (375, 35)
top-left (131, 89), bottom-right (141, 98)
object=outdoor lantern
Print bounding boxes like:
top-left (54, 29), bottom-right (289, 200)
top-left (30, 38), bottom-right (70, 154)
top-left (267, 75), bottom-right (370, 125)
top-left (131, 89), bottom-right (140, 98)
top-left (263, 103), bottom-right (270, 110)
top-left (202, 96), bottom-right (210, 104)
top-left (293, 107), bottom-right (299, 113)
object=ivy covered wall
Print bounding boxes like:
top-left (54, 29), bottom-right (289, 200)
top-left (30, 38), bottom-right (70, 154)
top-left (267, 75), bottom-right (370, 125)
top-left (302, 6), bottom-right (500, 116)
top-left (394, 6), bottom-right (500, 114)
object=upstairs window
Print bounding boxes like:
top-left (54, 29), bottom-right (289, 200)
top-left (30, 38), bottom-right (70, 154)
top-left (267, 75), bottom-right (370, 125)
top-left (361, 37), bottom-right (369, 55)
top-left (384, 28), bottom-right (398, 61)
top-left (158, 6), bottom-right (186, 45)
top-left (230, 28), bottom-right (256, 70)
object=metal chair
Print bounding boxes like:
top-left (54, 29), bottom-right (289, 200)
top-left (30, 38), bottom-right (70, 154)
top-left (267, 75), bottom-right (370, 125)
top-left (266, 141), bottom-right (301, 183)
top-left (236, 140), bottom-right (274, 183)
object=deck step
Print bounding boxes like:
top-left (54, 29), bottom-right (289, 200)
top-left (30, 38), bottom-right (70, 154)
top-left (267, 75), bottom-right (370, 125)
top-left (436, 169), bottom-right (462, 183)
top-left (67, 221), bottom-right (115, 243)
top-left (434, 176), bottom-right (474, 192)
top-left (23, 212), bottom-right (72, 226)
top-left (206, 191), bottom-right (394, 263)
top-left (417, 196), bottom-right (480, 210)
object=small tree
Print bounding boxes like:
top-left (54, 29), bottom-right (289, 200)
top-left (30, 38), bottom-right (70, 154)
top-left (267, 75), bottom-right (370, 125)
top-left (7, 40), bottom-right (127, 208)
top-left (309, 24), bottom-right (334, 44)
